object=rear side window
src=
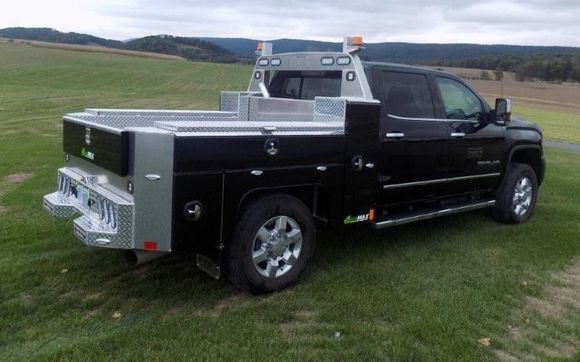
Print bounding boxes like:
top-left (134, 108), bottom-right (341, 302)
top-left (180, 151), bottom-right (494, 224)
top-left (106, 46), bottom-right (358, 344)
top-left (269, 71), bottom-right (341, 100)
top-left (381, 71), bottom-right (435, 118)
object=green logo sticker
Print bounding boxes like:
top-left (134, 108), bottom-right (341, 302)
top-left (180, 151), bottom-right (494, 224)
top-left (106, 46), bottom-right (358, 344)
top-left (344, 213), bottom-right (369, 224)
top-left (81, 147), bottom-right (95, 160)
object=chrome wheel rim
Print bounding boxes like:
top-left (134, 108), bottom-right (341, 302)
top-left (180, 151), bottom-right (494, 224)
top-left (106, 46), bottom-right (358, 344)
top-left (513, 176), bottom-right (533, 216)
top-left (252, 216), bottom-right (303, 278)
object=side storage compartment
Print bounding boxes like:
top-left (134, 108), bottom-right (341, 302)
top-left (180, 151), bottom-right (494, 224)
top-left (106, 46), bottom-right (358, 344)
top-left (63, 120), bottom-right (129, 176)
top-left (342, 101), bottom-right (381, 222)
top-left (172, 172), bottom-right (224, 252)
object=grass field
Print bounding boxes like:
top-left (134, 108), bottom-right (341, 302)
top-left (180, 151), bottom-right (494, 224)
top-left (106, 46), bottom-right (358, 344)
top-left (2, 42), bottom-right (580, 360)
top-left (0, 38), bottom-right (185, 61)
top-left (443, 70), bottom-right (580, 144)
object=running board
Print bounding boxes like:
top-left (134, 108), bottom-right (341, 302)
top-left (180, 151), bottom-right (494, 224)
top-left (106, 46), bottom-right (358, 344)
top-left (371, 200), bottom-right (495, 229)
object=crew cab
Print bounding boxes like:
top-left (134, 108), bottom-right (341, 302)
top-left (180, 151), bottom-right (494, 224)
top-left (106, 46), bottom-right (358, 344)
top-left (43, 36), bottom-right (545, 293)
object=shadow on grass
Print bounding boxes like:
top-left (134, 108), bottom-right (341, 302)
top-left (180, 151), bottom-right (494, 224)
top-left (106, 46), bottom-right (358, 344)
top-left (59, 208), bottom-right (495, 311)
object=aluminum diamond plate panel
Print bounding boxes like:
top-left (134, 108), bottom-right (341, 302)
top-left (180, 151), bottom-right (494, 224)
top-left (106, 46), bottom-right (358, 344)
top-left (44, 168), bottom-right (135, 250)
top-left (313, 97), bottom-right (347, 123)
top-left (64, 95), bottom-right (355, 136)
top-left (154, 120), bottom-right (343, 133)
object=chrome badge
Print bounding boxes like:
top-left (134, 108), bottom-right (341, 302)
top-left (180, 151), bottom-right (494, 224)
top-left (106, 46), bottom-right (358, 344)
top-left (85, 127), bottom-right (91, 145)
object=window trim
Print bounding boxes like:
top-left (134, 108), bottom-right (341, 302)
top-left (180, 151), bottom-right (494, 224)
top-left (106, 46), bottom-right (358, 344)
top-left (387, 114), bottom-right (481, 123)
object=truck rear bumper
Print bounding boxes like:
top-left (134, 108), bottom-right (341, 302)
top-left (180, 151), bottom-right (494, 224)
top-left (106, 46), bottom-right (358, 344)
top-left (43, 168), bottom-right (135, 250)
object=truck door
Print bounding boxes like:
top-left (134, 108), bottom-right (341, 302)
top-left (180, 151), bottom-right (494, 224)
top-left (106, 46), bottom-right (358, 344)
top-left (342, 101), bottom-right (380, 222)
top-left (433, 76), bottom-right (505, 194)
top-left (374, 69), bottom-right (450, 206)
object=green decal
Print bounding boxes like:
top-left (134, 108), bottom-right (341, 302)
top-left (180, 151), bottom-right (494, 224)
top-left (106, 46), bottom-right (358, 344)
top-left (344, 213), bottom-right (369, 225)
top-left (344, 215), bottom-right (355, 225)
top-left (81, 148), bottom-right (95, 160)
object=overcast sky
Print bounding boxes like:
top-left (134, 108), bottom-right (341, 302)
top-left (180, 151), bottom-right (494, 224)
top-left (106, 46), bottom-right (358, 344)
top-left (1, 0), bottom-right (580, 46)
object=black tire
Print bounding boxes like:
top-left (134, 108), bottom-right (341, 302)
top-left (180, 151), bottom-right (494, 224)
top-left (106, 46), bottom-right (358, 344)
top-left (493, 163), bottom-right (538, 224)
top-left (224, 194), bottom-right (316, 294)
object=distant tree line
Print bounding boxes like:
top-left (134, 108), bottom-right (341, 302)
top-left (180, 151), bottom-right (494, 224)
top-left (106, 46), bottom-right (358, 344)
top-left (4, 27), bottom-right (580, 76)
top-left (0, 27), bottom-right (125, 48)
top-left (432, 54), bottom-right (580, 83)
top-left (124, 35), bottom-right (238, 63)
top-left (0, 28), bottom-right (238, 63)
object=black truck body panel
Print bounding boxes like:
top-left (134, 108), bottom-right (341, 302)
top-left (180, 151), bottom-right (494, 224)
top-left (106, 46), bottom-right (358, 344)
top-left (170, 101), bottom-right (381, 252)
top-left (63, 120), bottom-right (129, 176)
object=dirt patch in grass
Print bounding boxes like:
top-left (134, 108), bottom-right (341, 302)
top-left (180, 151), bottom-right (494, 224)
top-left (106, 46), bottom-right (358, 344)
top-left (4, 173), bottom-right (34, 184)
top-left (493, 260), bottom-right (580, 360)
top-left (0, 172), bottom-right (35, 214)
top-left (194, 292), bottom-right (252, 318)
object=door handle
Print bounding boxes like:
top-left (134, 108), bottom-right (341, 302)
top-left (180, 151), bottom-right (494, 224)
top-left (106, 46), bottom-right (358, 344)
top-left (451, 132), bottom-right (466, 138)
top-left (386, 132), bottom-right (405, 139)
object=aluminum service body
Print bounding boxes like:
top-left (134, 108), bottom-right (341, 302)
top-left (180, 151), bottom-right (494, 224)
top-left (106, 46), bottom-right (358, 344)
top-left (43, 49), bottom-right (377, 261)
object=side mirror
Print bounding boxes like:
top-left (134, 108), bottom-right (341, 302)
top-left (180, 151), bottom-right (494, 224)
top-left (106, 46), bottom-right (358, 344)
top-left (494, 98), bottom-right (512, 124)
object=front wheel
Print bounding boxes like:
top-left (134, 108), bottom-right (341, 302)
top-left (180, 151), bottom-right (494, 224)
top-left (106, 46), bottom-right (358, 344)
top-left (493, 163), bottom-right (539, 224)
top-left (224, 194), bottom-right (316, 294)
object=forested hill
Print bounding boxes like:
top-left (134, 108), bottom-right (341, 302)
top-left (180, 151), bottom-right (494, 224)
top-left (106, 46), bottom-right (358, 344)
top-left (0, 27), bottom-right (125, 48)
top-left (124, 36), bottom-right (237, 63)
top-left (3, 28), bottom-right (580, 81)
top-left (0, 28), bottom-right (236, 63)
top-left (203, 37), bottom-right (580, 81)
top-left (202, 37), bottom-right (580, 61)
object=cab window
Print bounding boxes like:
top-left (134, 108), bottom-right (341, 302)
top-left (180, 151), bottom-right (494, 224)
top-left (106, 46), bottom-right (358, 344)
top-left (436, 77), bottom-right (483, 121)
top-left (380, 71), bottom-right (435, 119)
top-left (268, 71), bottom-right (341, 100)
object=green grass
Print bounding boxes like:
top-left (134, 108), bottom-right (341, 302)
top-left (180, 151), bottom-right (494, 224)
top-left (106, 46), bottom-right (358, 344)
top-left (2, 42), bottom-right (580, 360)
top-left (514, 105), bottom-right (580, 144)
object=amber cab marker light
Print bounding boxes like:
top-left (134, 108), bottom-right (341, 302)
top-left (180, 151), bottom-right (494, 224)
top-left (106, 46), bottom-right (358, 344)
top-left (351, 36), bottom-right (364, 46)
top-left (369, 208), bottom-right (375, 221)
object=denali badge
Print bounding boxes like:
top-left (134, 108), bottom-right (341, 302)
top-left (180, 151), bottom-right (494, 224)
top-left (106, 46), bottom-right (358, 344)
top-left (85, 127), bottom-right (91, 145)
top-left (478, 160), bottom-right (500, 166)
top-left (467, 147), bottom-right (483, 159)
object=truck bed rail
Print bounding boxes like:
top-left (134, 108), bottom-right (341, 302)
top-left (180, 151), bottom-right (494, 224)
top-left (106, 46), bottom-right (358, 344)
top-left (63, 95), bottom-right (348, 136)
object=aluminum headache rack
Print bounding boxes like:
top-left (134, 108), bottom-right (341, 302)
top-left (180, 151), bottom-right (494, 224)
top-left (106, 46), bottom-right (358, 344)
top-left (63, 93), bottom-right (348, 136)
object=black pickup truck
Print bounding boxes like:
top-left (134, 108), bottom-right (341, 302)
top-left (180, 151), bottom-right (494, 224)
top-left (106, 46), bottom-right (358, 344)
top-left (43, 37), bottom-right (545, 293)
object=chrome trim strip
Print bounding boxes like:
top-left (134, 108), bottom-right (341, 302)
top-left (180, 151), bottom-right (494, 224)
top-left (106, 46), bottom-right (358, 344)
top-left (386, 132), bottom-right (405, 138)
top-left (382, 173), bottom-right (501, 190)
top-left (387, 114), bottom-right (480, 123)
top-left (219, 173), bottom-right (225, 245)
top-left (451, 132), bottom-right (466, 137)
top-left (372, 200), bottom-right (496, 229)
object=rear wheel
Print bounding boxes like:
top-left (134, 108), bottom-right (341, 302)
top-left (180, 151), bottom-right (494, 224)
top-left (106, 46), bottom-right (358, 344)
top-left (225, 194), bottom-right (315, 294)
top-left (493, 163), bottom-right (538, 223)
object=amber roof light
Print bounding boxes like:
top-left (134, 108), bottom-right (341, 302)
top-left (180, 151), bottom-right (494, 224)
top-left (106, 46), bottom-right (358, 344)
top-left (351, 36), bottom-right (364, 46)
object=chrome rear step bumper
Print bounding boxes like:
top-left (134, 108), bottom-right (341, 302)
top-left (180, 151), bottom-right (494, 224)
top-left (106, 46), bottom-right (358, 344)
top-left (43, 167), bottom-right (135, 249)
